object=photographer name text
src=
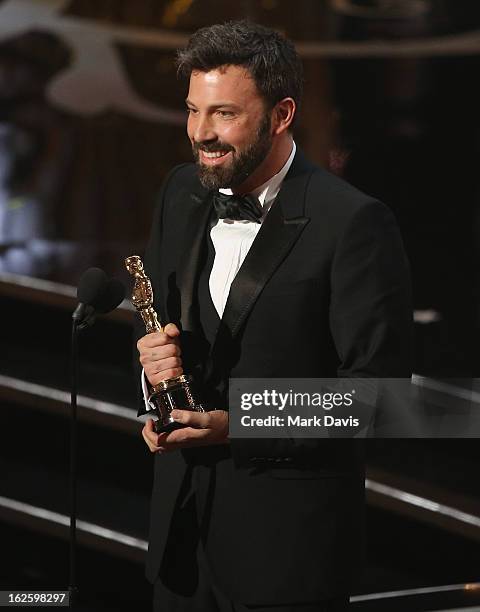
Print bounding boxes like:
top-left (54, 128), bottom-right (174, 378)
top-left (240, 415), bottom-right (359, 428)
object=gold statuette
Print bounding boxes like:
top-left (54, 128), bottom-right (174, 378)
top-left (125, 254), bottom-right (204, 432)
top-left (125, 255), bottom-right (162, 334)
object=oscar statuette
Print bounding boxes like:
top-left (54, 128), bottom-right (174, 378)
top-left (125, 255), bottom-right (204, 433)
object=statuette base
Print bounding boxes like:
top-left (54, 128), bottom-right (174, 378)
top-left (145, 374), bottom-right (205, 433)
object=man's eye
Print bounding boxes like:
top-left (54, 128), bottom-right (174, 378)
top-left (218, 110), bottom-right (234, 117)
top-left (186, 108), bottom-right (198, 114)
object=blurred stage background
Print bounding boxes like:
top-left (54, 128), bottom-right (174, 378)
top-left (1, 1), bottom-right (480, 610)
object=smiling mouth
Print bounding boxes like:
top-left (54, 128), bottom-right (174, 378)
top-left (199, 150), bottom-right (232, 164)
top-left (202, 150), bottom-right (228, 158)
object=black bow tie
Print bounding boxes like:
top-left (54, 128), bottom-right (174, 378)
top-left (212, 192), bottom-right (263, 223)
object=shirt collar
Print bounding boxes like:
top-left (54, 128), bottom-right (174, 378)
top-left (219, 140), bottom-right (296, 215)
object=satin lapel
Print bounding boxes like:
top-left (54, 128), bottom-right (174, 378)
top-left (176, 190), bottom-right (213, 333)
top-left (220, 152), bottom-right (313, 339)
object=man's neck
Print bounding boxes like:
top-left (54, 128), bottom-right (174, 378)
top-left (231, 136), bottom-right (294, 195)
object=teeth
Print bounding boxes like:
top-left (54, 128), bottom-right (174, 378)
top-left (203, 151), bottom-right (228, 158)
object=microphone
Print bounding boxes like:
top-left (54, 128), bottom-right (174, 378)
top-left (94, 277), bottom-right (126, 314)
top-left (72, 267), bottom-right (108, 323)
top-left (72, 267), bottom-right (126, 328)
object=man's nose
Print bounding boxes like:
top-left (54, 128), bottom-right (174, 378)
top-left (192, 114), bottom-right (216, 143)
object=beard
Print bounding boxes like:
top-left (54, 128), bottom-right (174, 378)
top-left (192, 113), bottom-right (272, 190)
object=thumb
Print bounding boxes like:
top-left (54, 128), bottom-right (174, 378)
top-left (145, 418), bottom-right (156, 432)
top-left (164, 322), bottom-right (181, 338)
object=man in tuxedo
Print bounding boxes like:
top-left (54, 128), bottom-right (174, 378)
top-left (135, 20), bottom-right (412, 612)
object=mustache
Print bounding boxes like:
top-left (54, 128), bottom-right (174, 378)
top-left (193, 141), bottom-right (235, 154)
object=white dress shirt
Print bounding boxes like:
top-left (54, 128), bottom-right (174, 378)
top-left (209, 140), bottom-right (296, 317)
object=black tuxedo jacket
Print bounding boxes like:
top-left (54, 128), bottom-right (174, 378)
top-left (134, 150), bottom-right (413, 605)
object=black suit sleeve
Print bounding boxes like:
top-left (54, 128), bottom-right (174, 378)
top-left (329, 199), bottom-right (413, 378)
top-left (329, 199), bottom-right (414, 436)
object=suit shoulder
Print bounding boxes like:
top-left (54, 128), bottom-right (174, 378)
top-left (154, 163), bottom-right (203, 213)
top-left (308, 165), bottom-right (377, 207)
top-left (305, 164), bottom-right (394, 225)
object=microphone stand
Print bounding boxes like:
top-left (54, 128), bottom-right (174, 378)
top-left (69, 317), bottom-right (79, 607)
top-left (69, 309), bottom-right (94, 607)
top-left (67, 276), bottom-right (124, 606)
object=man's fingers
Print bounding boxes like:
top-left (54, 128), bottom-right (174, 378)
top-left (141, 422), bottom-right (157, 449)
top-left (137, 331), bottom-right (180, 351)
top-left (137, 327), bottom-right (183, 386)
top-left (164, 323), bottom-right (181, 338)
top-left (156, 356), bottom-right (182, 373)
top-left (142, 419), bottom-right (165, 453)
top-left (142, 411), bottom-right (229, 451)
top-left (144, 355), bottom-right (182, 375)
top-left (139, 343), bottom-right (181, 366)
top-left (144, 418), bottom-right (157, 435)
top-left (162, 426), bottom-right (211, 446)
top-left (137, 332), bottom-right (166, 349)
top-left (170, 409), bottom-right (211, 428)
top-left (148, 367), bottom-right (183, 386)
top-left (141, 421), bottom-right (208, 453)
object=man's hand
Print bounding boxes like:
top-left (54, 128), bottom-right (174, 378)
top-left (137, 323), bottom-right (182, 387)
top-left (142, 409), bottom-right (229, 453)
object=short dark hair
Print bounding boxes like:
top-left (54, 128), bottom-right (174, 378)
top-left (176, 20), bottom-right (303, 126)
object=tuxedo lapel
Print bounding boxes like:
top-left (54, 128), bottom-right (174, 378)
top-left (220, 151), bottom-right (313, 339)
top-left (176, 189), bottom-right (213, 334)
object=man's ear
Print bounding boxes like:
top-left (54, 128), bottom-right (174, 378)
top-left (272, 98), bottom-right (296, 135)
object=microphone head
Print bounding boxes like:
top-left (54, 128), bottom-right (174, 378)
top-left (94, 278), bottom-right (126, 314)
top-left (77, 267), bottom-right (108, 305)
